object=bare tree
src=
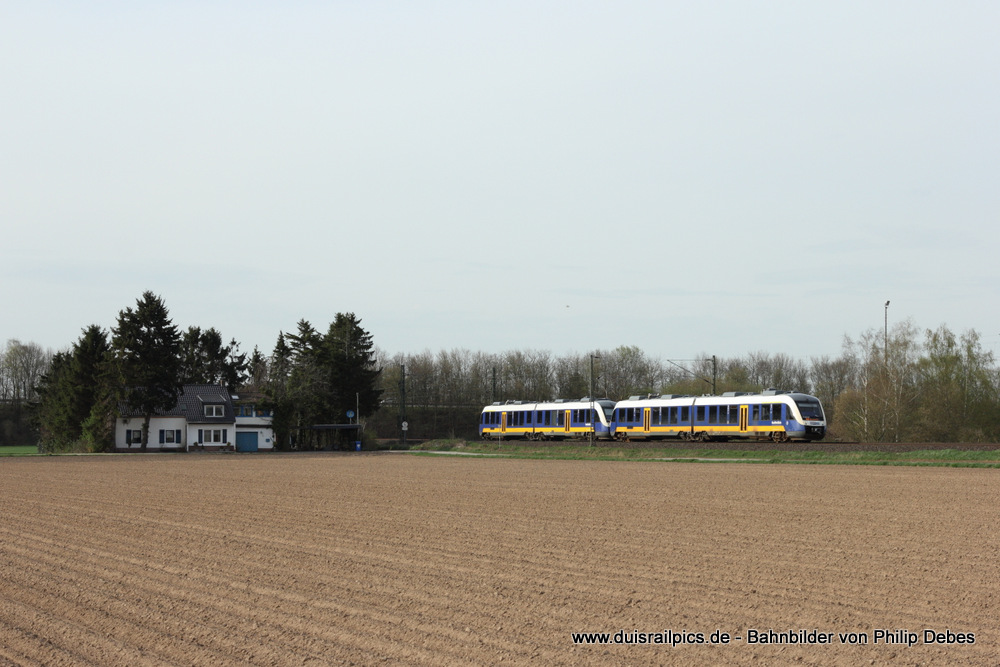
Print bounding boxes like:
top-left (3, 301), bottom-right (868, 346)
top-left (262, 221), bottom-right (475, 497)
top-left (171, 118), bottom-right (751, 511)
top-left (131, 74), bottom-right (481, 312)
top-left (1, 339), bottom-right (52, 405)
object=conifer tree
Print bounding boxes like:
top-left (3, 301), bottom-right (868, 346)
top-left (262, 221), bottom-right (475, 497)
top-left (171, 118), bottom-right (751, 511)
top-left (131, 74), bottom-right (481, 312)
top-left (35, 325), bottom-right (111, 451)
top-left (111, 291), bottom-right (181, 450)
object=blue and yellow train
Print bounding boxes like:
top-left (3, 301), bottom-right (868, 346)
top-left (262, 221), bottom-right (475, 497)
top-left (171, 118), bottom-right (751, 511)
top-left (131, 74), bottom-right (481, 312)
top-left (479, 390), bottom-right (826, 442)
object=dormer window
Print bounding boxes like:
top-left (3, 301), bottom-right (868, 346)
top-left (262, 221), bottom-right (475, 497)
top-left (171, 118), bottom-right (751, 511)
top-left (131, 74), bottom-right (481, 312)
top-left (205, 404), bottom-right (225, 417)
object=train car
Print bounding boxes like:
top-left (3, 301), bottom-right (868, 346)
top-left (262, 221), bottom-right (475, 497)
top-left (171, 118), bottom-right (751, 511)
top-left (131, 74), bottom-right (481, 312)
top-left (611, 390), bottom-right (826, 442)
top-left (479, 398), bottom-right (615, 440)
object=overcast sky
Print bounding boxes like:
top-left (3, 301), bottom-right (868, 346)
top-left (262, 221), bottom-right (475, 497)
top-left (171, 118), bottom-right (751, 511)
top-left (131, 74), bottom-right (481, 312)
top-left (3, 1), bottom-right (999, 363)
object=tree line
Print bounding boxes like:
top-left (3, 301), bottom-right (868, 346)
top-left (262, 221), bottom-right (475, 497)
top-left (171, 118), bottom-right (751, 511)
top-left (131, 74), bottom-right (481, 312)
top-left (7, 294), bottom-right (1000, 447)
top-left (371, 322), bottom-right (999, 443)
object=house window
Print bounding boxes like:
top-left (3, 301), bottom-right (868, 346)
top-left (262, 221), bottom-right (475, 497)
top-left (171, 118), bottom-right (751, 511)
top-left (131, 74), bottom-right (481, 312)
top-left (126, 429), bottom-right (142, 444)
top-left (163, 430), bottom-right (175, 443)
top-left (205, 404), bottom-right (224, 417)
top-left (204, 429), bottom-right (224, 443)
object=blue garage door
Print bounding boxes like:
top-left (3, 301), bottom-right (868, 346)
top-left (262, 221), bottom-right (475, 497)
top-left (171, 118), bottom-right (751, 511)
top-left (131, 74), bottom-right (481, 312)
top-left (235, 432), bottom-right (259, 452)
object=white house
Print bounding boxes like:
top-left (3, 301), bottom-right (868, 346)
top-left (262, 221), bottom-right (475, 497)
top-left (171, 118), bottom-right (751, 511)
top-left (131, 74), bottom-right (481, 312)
top-left (116, 384), bottom-right (274, 452)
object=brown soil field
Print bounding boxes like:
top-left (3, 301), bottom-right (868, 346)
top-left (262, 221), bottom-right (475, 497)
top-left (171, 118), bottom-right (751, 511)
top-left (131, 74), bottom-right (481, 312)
top-left (1, 454), bottom-right (996, 666)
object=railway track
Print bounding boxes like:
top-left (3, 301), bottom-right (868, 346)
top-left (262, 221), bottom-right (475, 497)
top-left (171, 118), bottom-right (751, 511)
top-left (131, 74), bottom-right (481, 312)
top-left (589, 440), bottom-right (1000, 453)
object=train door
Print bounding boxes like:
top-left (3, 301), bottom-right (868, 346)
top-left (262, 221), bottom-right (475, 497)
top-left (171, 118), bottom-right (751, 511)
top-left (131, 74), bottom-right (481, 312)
top-left (501, 412), bottom-right (507, 433)
top-left (739, 405), bottom-right (749, 433)
top-left (564, 410), bottom-right (572, 433)
top-left (643, 408), bottom-right (651, 434)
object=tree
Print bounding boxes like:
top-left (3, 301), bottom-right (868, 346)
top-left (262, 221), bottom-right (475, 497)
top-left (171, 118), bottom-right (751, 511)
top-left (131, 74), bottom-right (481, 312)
top-left (35, 325), bottom-right (112, 451)
top-left (914, 326), bottom-right (998, 441)
top-left (834, 322), bottom-right (921, 442)
top-left (809, 352), bottom-right (857, 432)
top-left (600, 345), bottom-right (659, 398)
top-left (322, 313), bottom-right (383, 421)
top-left (246, 346), bottom-right (269, 390)
top-left (179, 326), bottom-right (248, 389)
top-left (266, 315), bottom-right (383, 449)
top-left (1, 339), bottom-right (53, 447)
top-left (1, 339), bottom-right (51, 405)
top-left (111, 291), bottom-right (182, 450)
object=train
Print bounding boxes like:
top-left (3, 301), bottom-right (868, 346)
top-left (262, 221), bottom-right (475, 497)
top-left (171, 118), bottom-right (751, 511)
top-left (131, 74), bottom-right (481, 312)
top-left (479, 390), bottom-right (826, 443)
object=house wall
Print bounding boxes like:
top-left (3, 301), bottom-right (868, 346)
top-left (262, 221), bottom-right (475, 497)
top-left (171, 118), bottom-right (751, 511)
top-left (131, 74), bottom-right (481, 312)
top-left (187, 423), bottom-right (237, 451)
top-left (235, 423), bottom-right (276, 450)
top-left (234, 404), bottom-right (275, 450)
top-left (116, 417), bottom-right (188, 451)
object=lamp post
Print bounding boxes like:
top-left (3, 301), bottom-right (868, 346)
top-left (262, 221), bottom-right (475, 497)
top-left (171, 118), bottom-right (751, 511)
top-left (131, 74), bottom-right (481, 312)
top-left (590, 353), bottom-right (600, 447)
top-left (884, 300), bottom-right (890, 364)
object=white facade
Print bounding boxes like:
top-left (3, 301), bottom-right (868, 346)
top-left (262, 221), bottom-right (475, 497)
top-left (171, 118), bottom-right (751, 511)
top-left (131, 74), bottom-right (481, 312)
top-left (116, 416), bottom-right (190, 451)
top-left (233, 403), bottom-right (276, 451)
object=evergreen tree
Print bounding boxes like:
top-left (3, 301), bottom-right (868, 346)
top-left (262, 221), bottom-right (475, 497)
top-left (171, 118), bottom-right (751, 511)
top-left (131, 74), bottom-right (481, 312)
top-left (265, 315), bottom-right (382, 449)
top-left (179, 326), bottom-right (248, 389)
top-left (35, 325), bottom-right (112, 452)
top-left (246, 346), bottom-right (269, 389)
top-left (34, 351), bottom-right (75, 449)
top-left (111, 291), bottom-right (181, 450)
top-left (323, 313), bottom-right (383, 420)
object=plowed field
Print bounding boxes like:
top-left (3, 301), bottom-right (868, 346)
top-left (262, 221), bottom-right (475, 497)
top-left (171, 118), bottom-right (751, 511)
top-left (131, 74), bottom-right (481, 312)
top-left (1, 454), bottom-right (996, 665)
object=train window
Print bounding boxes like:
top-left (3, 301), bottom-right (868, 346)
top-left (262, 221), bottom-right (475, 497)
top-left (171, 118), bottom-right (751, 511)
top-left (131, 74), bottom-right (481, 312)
top-left (668, 408), bottom-right (676, 425)
top-left (794, 399), bottom-right (823, 420)
top-left (696, 406), bottom-right (705, 422)
top-left (729, 407), bottom-right (738, 424)
top-left (682, 407), bottom-right (690, 422)
top-left (709, 406), bottom-right (718, 424)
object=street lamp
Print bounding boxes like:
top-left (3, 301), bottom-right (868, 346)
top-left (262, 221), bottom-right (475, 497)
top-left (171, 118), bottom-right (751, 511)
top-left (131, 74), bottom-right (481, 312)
top-left (589, 355), bottom-right (597, 447)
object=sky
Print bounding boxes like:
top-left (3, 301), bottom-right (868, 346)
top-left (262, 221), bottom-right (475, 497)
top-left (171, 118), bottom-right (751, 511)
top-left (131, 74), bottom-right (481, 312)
top-left (3, 1), bottom-right (999, 363)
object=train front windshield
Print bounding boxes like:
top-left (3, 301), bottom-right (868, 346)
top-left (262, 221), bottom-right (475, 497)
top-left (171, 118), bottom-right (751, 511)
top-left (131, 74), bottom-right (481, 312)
top-left (794, 398), bottom-right (824, 421)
